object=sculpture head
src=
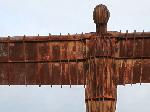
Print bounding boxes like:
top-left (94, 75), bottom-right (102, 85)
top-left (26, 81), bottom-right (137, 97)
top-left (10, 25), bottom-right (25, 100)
top-left (93, 4), bottom-right (110, 24)
top-left (93, 4), bottom-right (110, 36)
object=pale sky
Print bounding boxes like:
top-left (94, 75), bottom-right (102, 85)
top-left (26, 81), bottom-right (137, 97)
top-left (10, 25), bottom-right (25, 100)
top-left (0, 0), bottom-right (150, 112)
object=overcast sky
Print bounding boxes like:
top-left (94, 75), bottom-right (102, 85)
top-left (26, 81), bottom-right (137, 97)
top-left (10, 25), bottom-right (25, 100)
top-left (0, 0), bottom-right (150, 112)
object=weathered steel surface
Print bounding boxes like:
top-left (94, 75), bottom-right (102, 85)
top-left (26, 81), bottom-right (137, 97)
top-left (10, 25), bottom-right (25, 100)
top-left (0, 63), bottom-right (8, 85)
top-left (26, 63), bottom-right (38, 85)
top-left (115, 59), bottom-right (150, 84)
top-left (0, 43), bottom-right (8, 62)
top-left (1, 32), bottom-right (150, 112)
top-left (85, 57), bottom-right (117, 112)
top-left (114, 34), bottom-right (150, 85)
top-left (1, 31), bottom-right (150, 112)
top-left (85, 58), bottom-right (117, 97)
top-left (85, 100), bottom-right (116, 112)
top-left (0, 4), bottom-right (150, 112)
top-left (0, 34), bottom-right (87, 85)
top-left (93, 5), bottom-right (110, 35)
top-left (0, 61), bottom-right (85, 85)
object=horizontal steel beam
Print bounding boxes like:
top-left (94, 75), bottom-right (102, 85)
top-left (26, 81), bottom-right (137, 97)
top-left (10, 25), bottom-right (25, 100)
top-left (0, 31), bottom-right (150, 86)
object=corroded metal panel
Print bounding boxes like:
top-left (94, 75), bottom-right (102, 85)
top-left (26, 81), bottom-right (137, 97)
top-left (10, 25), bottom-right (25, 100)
top-left (9, 63), bottom-right (25, 85)
top-left (0, 34), bottom-right (150, 87)
top-left (61, 62), bottom-right (69, 85)
top-left (133, 59), bottom-right (141, 84)
top-left (134, 39), bottom-right (142, 57)
top-left (143, 38), bottom-right (150, 57)
top-left (38, 36), bottom-right (49, 41)
top-left (117, 37), bottom-right (150, 58)
top-left (118, 38), bottom-right (144, 58)
top-left (1, 33), bottom-right (150, 112)
top-left (25, 43), bottom-right (38, 61)
top-left (119, 39), bottom-right (134, 58)
top-left (9, 43), bottom-right (25, 61)
top-left (125, 60), bottom-right (132, 84)
top-left (86, 39), bottom-right (90, 57)
top-left (116, 59), bottom-right (133, 85)
top-left (78, 62), bottom-right (85, 85)
top-left (119, 39), bottom-right (126, 57)
top-left (60, 42), bottom-right (68, 60)
top-left (0, 62), bottom-right (85, 86)
top-left (104, 58), bottom-right (109, 97)
top-left (51, 62), bottom-right (61, 85)
top-left (48, 41), bottom-right (84, 61)
top-left (24, 36), bottom-right (37, 41)
top-left (126, 39), bottom-right (134, 57)
top-left (0, 43), bottom-right (8, 62)
top-left (96, 38), bottom-right (103, 56)
top-left (77, 41), bottom-right (84, 59)
top-left (116, 59), bottom-right (150, 85)
top-left (39, 42), bottom-right (50, 61)
top-left (26, 63), bottom-right (38, 85)
top-left (103, 38), bottom-right (110, 56)
top-left (114, 38), bottom-right (119, 58)
top-left (51, 42), bottom-right (61, 60)
top-left (68, 41), bottom-right (76, 59)
top-left (0, 37), bottom-right (9, 42)
top-left (86, 37), bottom-right (114, 57)
top-left (70, 62), bottom-right (77, 85)
top-left (142, 59), bottom-right (150, 83)
top-left (118, 60), bottom-right (124, 85)
top-left (85, 100), bottom-right (116, 112)
top-left (0, 63), bottom-right (8, 85)
top-left (86, 57), bottom-right (116, 99)
top-left (39, 63), bottom-right (50, 85)
top-left (50, 61), bottom-right (85, 85)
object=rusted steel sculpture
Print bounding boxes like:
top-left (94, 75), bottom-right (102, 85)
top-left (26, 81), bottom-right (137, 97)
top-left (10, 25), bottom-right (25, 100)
top-left (0, 4), bottom-right (149, 112)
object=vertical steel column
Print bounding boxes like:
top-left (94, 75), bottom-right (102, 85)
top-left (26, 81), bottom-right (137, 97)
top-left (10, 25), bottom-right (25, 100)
top-left (85, 58), bottom-right (117, 112)
top-left (85, 4), bottom-right (117, 112)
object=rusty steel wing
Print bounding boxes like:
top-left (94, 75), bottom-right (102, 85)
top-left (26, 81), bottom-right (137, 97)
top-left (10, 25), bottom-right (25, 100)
top-left (0, 34), bottom-right (87, 85)
top-left (0, 32), bottom-right (150, 86)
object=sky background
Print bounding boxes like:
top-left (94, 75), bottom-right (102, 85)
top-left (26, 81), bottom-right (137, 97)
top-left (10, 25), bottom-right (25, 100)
top-left (0, 0), bottom-right (150, 112)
